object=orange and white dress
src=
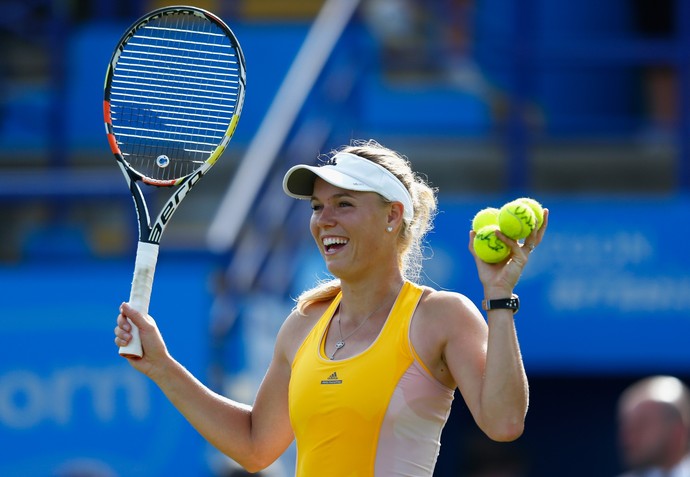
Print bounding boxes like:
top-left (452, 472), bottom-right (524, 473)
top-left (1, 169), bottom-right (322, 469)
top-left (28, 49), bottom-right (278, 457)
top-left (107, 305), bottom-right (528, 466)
top-left (288, 282), bottom-right (455, 477)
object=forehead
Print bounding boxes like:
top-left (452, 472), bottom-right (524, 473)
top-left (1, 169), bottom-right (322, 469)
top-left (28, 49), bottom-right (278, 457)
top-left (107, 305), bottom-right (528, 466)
top-left (621, 400), bottom-right (669, 422)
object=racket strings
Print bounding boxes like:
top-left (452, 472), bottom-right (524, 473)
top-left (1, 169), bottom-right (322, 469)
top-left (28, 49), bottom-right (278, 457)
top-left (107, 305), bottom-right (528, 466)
top-left (109, 12), bottom-right (242, 182)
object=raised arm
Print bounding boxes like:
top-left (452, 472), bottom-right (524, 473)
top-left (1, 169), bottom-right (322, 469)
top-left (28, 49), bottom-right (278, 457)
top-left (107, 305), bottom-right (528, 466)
top-left (114, 304), bottom-right (296, 472)
top-left (437, 209), bottom-right (549, 441)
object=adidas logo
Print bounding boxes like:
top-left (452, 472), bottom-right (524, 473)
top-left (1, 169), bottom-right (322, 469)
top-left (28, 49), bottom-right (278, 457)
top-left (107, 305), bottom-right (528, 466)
top-left (320, 371), bottom-right (343, 385)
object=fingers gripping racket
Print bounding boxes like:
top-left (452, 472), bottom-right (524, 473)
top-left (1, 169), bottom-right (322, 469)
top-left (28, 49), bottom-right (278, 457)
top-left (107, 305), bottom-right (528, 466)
top-left (104, 6), bottom-right (246, 357)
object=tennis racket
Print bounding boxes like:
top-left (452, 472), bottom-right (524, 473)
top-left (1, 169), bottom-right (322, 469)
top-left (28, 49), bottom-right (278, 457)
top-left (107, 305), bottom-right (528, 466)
top-left (104, 6), bottom-right (246, 358)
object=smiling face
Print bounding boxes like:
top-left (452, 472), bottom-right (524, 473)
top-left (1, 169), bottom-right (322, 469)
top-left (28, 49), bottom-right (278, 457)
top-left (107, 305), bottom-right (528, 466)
top-left (309, 178), bottom-right (401, 281)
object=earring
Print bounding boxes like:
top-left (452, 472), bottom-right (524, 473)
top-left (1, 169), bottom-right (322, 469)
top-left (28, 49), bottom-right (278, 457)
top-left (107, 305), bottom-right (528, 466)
top-left (386, 226), bottom-right (393, 232)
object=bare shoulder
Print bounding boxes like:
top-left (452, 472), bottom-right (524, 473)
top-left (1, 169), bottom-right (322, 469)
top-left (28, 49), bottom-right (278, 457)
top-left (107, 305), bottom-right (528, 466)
top-left (416, 286), bottom-right (483, 323)
top-left (411, 287), bottom-right (487, 387)
top-left (274, 300), bottom-right (330, 364)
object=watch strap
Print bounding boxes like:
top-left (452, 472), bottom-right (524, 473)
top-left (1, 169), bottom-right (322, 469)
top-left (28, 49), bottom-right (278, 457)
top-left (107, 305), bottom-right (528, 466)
top-left (482, 294), bottom-right (519, 314)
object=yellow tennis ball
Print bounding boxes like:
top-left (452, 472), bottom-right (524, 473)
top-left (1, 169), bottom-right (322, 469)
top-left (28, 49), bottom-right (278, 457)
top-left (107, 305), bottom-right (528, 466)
top-left (518, 197), bottom-right (544, 230)
top-left (473, 225), bottom-right (511, 263)
top-left (471, 207), bottom-right (500, 232)
top-left (498, 199), bottom-right (536, 240)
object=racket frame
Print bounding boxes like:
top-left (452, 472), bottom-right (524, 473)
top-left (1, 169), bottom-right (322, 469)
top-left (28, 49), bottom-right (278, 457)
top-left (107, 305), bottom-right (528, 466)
top-left (103, 6), bottom-right (245, 357)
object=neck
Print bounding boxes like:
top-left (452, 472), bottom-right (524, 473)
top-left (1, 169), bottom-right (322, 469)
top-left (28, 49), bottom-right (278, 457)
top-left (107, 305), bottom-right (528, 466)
top-left (338, 275), bottom-right (404, 324)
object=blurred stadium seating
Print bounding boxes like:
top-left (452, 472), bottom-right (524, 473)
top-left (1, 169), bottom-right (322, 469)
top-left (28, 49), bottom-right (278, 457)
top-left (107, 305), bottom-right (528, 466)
top-left (1, 0), bottom-right (688, 256)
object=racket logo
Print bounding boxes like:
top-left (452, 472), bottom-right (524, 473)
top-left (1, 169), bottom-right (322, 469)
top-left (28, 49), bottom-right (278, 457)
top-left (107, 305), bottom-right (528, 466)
top-left (156, 155), bottom-right (170, 168)
top-left (150, 170), bottom-right (204, 242)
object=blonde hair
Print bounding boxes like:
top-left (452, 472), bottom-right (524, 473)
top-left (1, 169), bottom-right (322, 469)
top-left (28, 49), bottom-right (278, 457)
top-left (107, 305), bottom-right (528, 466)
top-left (294, 139), bottom-right (437, 314)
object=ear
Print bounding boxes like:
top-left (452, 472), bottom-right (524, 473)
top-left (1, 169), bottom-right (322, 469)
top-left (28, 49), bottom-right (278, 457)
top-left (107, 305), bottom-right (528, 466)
top-left (386, 202), bottom-right (405, 231)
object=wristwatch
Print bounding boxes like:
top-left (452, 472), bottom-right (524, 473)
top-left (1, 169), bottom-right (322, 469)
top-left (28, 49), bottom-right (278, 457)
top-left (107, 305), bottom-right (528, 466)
top-left (482, 294), bottom-right (520, 314)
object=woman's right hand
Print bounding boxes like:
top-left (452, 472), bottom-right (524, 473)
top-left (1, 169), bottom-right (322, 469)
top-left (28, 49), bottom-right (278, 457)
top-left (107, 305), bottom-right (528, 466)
top-left (468, 209), bottom-right (549, 298)
top-left (114, 302), bottom-right (170, 378)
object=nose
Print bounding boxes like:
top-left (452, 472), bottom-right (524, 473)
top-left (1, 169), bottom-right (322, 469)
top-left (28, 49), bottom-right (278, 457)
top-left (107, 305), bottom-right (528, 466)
top-left (315, 204), bottom-right (336, 228)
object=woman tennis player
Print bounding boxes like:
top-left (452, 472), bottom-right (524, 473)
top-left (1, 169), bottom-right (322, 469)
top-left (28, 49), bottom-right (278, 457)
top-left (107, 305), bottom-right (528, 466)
top-left (114, 139), bottom-right (548, 476)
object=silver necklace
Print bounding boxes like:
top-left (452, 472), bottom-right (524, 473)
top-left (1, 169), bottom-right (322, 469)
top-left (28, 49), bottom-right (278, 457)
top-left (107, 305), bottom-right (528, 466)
top-left (329, 297), bottom-right (393, 360)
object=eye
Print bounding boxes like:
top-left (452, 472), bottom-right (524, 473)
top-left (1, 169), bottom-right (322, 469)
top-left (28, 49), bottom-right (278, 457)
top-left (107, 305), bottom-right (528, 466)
top-left (338, 201), bottom-right (352, 208)
top-left (310, 203), bottom-right (323, 211)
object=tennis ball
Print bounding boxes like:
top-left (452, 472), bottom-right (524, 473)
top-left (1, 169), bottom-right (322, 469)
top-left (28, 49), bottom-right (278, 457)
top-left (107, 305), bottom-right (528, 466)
top-left (471, 207), bottom-right (500, 232)
top-left (473, 225), bottom-right (511, 263)
top-left (518, 197), bottom-right (544, 230)
top-left (498, 199), bottom-right (536, 240)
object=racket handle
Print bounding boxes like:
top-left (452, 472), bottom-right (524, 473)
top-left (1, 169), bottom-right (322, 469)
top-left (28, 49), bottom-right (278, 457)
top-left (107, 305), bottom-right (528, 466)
top-left (120, 241), bottom-right (160, 358)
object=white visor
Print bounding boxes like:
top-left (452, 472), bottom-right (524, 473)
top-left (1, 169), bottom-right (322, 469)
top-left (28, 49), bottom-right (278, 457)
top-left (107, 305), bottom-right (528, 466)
top-left (283, 152), bottom-right (414, 222)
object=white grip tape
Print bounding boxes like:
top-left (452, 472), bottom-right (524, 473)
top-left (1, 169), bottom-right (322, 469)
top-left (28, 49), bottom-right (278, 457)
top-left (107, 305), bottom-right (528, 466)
top-left (119, 241), bottom-right (160, 358)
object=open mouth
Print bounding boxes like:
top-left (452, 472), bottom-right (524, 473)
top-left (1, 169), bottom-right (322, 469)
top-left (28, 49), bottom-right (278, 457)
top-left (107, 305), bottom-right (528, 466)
top-left (323, 236), bottom-right (349, 253)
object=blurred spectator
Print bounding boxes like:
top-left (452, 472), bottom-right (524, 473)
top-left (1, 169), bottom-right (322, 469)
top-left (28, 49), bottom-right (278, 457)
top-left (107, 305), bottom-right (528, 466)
top-left (616, 375), bottom-right (690, 477)
top-left (361, 0), bottom-right (432, 76)
top-left (631, 0), bottom-right (677, 142)
top-left (432, 0), bottom-right (486, 91)
top-left (361, 0), bottom-right (486, 88)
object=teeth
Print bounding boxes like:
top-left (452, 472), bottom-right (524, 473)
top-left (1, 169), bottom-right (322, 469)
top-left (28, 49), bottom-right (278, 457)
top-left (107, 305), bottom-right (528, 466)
top-left (323, 237), bottom-right (348, 247)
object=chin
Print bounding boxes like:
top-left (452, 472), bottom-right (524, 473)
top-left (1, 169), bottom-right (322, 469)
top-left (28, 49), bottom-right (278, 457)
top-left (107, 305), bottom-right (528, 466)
top-left (324, 263), bottom-right (345, 278)
top-left (322, 258), bottom-right (351, 278)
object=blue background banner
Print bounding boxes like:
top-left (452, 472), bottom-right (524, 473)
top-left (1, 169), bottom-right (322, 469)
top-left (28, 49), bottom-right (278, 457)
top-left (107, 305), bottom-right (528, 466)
top-left (426, 195), bottom-right (690, 374)
top-left (0, 258), bottom-right (213, 476)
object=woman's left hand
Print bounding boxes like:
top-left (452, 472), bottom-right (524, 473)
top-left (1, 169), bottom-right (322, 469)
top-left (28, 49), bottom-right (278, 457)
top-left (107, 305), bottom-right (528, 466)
top-left (468, 209), bottom-right (549, 297)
